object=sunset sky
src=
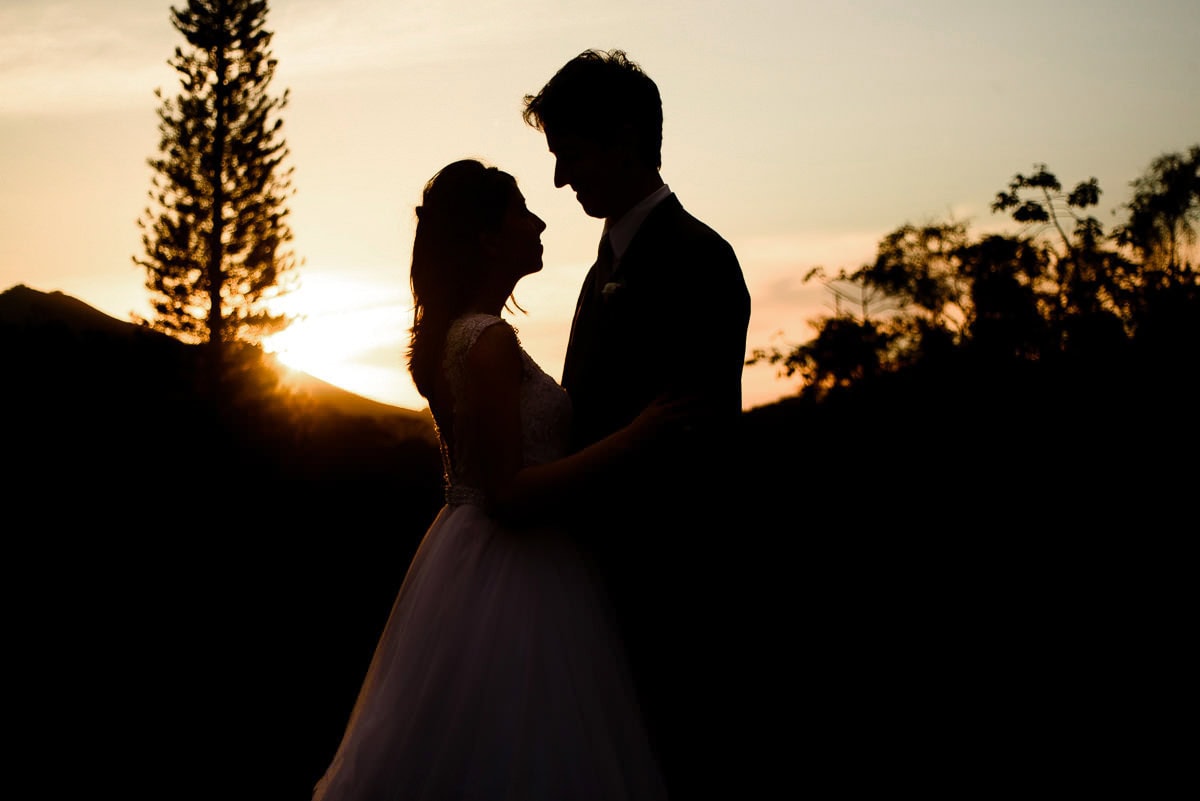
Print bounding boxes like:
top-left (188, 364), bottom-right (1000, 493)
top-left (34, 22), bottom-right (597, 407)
top-left (2, 0), bottom-right (1197, 411)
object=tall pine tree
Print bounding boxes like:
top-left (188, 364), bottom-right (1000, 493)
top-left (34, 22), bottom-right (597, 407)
top-left (135, 0), bottom-right (297, 360)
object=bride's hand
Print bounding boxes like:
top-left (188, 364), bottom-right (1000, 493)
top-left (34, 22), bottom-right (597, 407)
top-left (629, 392), bottom-right (708, 441)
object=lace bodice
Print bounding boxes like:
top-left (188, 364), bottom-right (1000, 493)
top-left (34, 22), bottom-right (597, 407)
top-left (437, 314), bottom-right (572, 507)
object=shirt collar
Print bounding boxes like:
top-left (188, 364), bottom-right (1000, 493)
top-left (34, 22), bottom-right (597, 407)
top-left (603, 183), bottom-right (672, 261)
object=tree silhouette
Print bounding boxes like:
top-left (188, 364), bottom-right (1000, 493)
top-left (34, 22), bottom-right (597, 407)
top-left (1113, 145), bottom-right (1199, 277)
top-left (746, 221), bottom-right (975, 398)
top-left (991, 164), bottom-right (1134, 357)
top-left (745, 266), bottom-right (898, 396)
top-left (749, 145), bottom-right (1199, 401)
top-left (956, 234), bottom-right (1050, 362)
top-left (134, 0), bottom-right (298, 365)
top-left (1114, 146), bottom-right (1200, 367)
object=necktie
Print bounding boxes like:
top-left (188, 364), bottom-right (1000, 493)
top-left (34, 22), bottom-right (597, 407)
top-left (592, 235), bottom-right (615, 294)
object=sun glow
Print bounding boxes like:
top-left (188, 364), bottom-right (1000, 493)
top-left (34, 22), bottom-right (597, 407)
top-left (263, 271), bottom-right (426, 410)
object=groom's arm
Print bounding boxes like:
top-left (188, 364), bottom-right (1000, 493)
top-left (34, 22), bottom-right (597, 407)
top-left (652, 217), bottom-right (750, 423)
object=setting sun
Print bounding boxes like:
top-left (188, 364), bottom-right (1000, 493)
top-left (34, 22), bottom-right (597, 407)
top-left (264, 271), bottom-right (427, 410)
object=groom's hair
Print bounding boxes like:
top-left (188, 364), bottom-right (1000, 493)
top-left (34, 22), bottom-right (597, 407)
top-left (522, 49), bottom-right (663, 170)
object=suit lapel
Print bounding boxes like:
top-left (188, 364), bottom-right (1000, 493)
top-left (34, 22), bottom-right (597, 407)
top-left (562, 262), bottom-right (600, 391)
top-left (563, 196), bottom-right (684, 393)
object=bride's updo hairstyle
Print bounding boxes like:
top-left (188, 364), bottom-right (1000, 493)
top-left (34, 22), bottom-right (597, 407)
top-left (408, 158), bottom-right (519, 401)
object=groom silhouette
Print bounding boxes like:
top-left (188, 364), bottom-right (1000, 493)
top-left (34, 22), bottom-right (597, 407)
top-left (524, 49), bottom-right (751, 800)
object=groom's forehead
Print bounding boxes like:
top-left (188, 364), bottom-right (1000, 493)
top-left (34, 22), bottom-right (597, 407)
top-left (546, 130), bottom-right (586, 155)
top-left (546, 130), bottom-right (613, 159)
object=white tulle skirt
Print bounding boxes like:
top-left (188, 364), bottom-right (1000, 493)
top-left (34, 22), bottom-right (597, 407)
top-left (312, 502), bottom-right (669, 801)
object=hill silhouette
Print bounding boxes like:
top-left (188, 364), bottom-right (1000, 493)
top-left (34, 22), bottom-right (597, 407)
top-left (2, 283), bottom-right (441, 486)
top-left (1, 283), bottom-right (435, 427)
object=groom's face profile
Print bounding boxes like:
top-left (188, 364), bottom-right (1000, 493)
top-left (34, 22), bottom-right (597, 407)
top-left (545, 130), bottom-right (629, 220)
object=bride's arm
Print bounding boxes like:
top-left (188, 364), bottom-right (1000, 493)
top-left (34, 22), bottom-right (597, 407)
top-left (461, 321), bottom-right (684, 525)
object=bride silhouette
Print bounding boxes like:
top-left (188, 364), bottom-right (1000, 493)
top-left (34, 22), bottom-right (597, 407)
top-left (311, 158), bottom-right (689, 801)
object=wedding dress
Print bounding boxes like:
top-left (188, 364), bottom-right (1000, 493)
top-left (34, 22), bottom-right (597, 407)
top-left (312, 314), bottom-right (668, 801)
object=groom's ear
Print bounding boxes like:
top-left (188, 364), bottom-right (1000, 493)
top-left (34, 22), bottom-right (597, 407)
top-left (610, 122), bottom-right (645, 170)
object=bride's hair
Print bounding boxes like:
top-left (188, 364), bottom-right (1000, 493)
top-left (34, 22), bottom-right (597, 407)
top-left (408, 158), bottom-right (518, 400)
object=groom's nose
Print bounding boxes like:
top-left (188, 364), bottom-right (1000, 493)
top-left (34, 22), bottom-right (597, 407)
top-left (553, 159), bottom-right (570, 189)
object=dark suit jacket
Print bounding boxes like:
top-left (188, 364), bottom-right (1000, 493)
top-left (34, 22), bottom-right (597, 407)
top-left (563, 193), bottom-right (750, 462)
top-left (561, 192), bottom-right (750, 794)
top-left (561, 189), bottom-right (750, 592)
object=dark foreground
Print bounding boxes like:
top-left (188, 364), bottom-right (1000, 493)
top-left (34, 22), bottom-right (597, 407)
top-left (6, 486), bottom-right (1185, 800)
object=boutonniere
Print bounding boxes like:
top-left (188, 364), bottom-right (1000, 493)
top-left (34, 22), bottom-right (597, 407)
top-left (601, 280), bottom-right (625, 300)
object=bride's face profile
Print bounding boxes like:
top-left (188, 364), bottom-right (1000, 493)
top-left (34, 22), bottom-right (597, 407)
top-left (490, 188), bottom-right (547, 284)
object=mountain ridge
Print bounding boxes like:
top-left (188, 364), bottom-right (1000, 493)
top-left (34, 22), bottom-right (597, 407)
top-left (0, 282), bottom-right (432, 427)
